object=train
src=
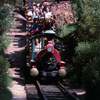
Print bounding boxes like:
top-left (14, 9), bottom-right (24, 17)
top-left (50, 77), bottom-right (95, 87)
top-left (25, 2), bottom-right (66, 78)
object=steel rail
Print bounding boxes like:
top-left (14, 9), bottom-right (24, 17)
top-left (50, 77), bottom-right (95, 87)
top-left (36, 81), bottom-right (48, 100)
top-left (57, 82), bottom-right (80, 100)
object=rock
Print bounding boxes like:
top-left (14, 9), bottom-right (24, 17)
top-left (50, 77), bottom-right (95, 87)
top-left (51, 1), bottom-right (77, 27)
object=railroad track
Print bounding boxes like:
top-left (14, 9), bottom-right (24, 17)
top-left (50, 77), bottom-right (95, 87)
top-left (36, 81), bottom-right (48, 100)
top-left (25, 80), bottom-right (80, 100)
top-left (56, 82), bottom-right (80, 100)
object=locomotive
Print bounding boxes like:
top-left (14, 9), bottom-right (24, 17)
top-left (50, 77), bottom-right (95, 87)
top-left (25, 2), bottom-right (66, 78)
top-left (26, 30), bottom-right (66, 78)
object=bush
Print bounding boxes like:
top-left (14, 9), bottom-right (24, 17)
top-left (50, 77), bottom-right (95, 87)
top-left (0, 88), bottom-right (12, 100)
top-left (54, 5), bottom-right (100, 100)
top-left (0, 55), bottom-right (11, 88)
top-left (0, 4), bottom-right (13, 100)
top-left (83, 57), bottom-right (100, 100)
top-left (56, 23), bottom-right (76, 38)
top-left (67, 40), bottom-right (100, 99)
top-left (76, 0), bottom-right (100, 42)
top-left (68, 42), bottom-right (91, 86)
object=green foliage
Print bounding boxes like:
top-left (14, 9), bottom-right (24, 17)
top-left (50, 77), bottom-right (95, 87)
top-left (0, 88), bottom-right (12, 100)
top-left (0, 0), bottom-right (16, 5)
top-left (74, 40), bottom-right (100, 61)
top-left (2, 35), bottom-right (10, 49)
top-left (67, 1), bottom-right (100, 99)
top-left (56, 23), bottom-right (77, 64)
top-left (56, 23), bottom-right (76, 38)
top-left (68, 42), bottom-right (90, 85)
top-left (0, 55), bottom-right (12, 100)
top-left (83, 57), bottom-right (100, 100)
top-left (72, 40), bottom-right (100, 77)
top-left (0, 55), bottom-right (10, 74)
top-left (68, 40), bottom-right (100, 99)
top-left (0, 5), bottom-right (11, 33)
top-left (4, 0), bottom-right (24, 7)
top-left (0, 3), bottom-right (13, 100)
top-left (76, 0), bottom-right (100, 41)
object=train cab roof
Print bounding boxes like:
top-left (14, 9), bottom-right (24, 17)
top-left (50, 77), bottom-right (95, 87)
top-left (44, 30), bottom-right (56, 34)
top-left (30, 30), bottom-right (63, 41)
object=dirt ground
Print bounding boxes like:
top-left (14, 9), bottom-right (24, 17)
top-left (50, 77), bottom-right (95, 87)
top-left (6, 10), bottom-right (27, 100)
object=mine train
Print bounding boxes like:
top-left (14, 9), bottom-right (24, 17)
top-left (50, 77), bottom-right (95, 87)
top-left (25, 2), bottom-right (66, 78)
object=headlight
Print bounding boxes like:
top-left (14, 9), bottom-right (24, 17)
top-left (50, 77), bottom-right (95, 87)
top-left (47, 46), bottom-right (53, 52)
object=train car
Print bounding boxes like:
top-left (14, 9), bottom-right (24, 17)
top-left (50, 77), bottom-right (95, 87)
top-left (25, 2), bottom-right (66, 78)
top-left (26, 30), bottom-right (66, 78)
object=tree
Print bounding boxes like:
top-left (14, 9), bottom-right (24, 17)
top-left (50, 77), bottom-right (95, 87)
top-left (76, 0), bottom-right (100, 42)
top-left (69, 0), bottom-right (100, 99)
top-left (0, 4), bottom-right (13, 100)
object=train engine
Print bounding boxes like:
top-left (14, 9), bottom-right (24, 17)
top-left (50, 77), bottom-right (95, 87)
top-left (26, 30), bottom-right (66, 78)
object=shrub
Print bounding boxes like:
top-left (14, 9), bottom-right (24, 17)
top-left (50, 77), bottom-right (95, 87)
top-left (0, 88), bottom-right (12, 100)
top-left (0, 55), bottom-right (12, 100)
top-left (0, 4), bottom-right (13, 100)
top-left (68, 42), bottom-right (91, 86)
top-left (65, 0), bottom-right (100, 99)
top-left (83, 57), bottom-right (100, 100)
top-left (67, 40), bottom-right (100, 99)
top-left (76, 0), bottom-right (100, 42)
top-left (56, 23), bottom-right (76, 38)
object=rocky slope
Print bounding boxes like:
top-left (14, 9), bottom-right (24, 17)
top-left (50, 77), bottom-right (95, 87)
top-left (51, 1), bottom-right (77, 27)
